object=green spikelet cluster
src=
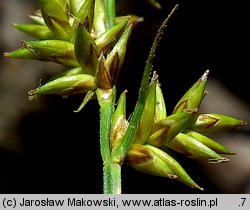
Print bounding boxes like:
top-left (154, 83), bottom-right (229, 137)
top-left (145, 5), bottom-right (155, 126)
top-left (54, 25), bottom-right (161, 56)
top-left (4, 0), bottom-right (138, 103)
top-left (111, 70), bottom-right (246, 190)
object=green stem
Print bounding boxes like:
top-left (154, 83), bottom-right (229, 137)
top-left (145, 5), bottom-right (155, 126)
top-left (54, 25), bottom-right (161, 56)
top-left (104, 0), bottom-right (116, 30)
top-left (97, 88), bottom-right (122, 194)
top-left (103, 162), bottom-right (121, 194)
top-left (98, 3), bottom-right (178, 194)
top-left (99, 101), bottom-right (113, 162)
top-left (96, 88), bottom-right (114, 163)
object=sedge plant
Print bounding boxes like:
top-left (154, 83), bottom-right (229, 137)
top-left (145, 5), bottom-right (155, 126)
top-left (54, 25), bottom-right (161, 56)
top-left (4, 0), bottom-right (246, 194)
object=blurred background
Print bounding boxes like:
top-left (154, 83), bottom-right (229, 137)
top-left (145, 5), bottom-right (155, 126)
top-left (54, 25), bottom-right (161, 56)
top-left (0, 0), bottom-right (249, 193)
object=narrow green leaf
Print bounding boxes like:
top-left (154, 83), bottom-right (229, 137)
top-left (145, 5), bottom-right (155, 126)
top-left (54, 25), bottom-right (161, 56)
top-left (111, 5), bottom-right (179, 164)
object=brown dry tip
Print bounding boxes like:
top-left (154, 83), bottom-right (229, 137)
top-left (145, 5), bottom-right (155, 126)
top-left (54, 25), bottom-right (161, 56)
top-left (208, 157), bottom-right (230, 164)
top-left (4, 52), bottom-right (10, 57)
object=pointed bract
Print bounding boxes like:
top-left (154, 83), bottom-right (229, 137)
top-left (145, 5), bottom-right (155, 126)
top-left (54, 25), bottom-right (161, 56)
top-left (74, 90), bottom-right (96, 112)
top-left (172, 70), bottom-right (209, 114)
top-left (96, 20), bottom-right (128, 53)
top-left (115, 15), bottom-right (144, 27)
top-left (185, 130), bottom-right (235, 155)
top-left (127, 144), bottom-right (177, 179)
top-left (154, 81), bottom-right (167, 122)
top-left (70, 0), bottom-right (86, 16)
top-left (28, 74), bottom-right (96, 99)
top-left (74, 23), bottom-right (99, 74)
top-left (95, 53), bottom-right (112, 89)
top-left (147, 111), bottom-right (194, 146)
top-left (189, 113), bottom-right (247, 133)
top-left (72, 0), bottom-right (94, 30)
top-left (47, 67), bottom-right (84, 83)
top-left (39, 0), bottom-right (71, 39)
top-left (12, 24), bottom-right (54, 40)
top-left (146, 0), bottom-right (162, 9)
top-left (134, 79), bottom-right (157, 144)
top-left (146, 145), bottom-right (203, 190)
top-left (29, 14), bottom-right (46, 25)
top-left (17, 40), bottom-right (78, 67)
top-left (110, 91), bottom-right (128, 149)
top-left (4, 48), bottom-right (42, 60)
top-left (106, 24), bottom-right (132, 82)
top-left (166, 133), bottom-right (229, 163)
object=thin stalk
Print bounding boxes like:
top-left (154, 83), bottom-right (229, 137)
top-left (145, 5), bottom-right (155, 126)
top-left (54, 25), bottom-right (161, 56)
top-left (99, 99), bottom-right (113, 162)
top-left (104, 0), bottom-right (116, 30)
top-left (97, 88), bottom-right (121, 194)
top-left (103, 161), bottom-right (121, 194)
top-left (111, 4), bottom-right (179, 164)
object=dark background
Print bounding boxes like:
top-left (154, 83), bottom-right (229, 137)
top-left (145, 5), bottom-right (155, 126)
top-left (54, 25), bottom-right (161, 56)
top-left (0, 0), bottom-right (249, 193)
